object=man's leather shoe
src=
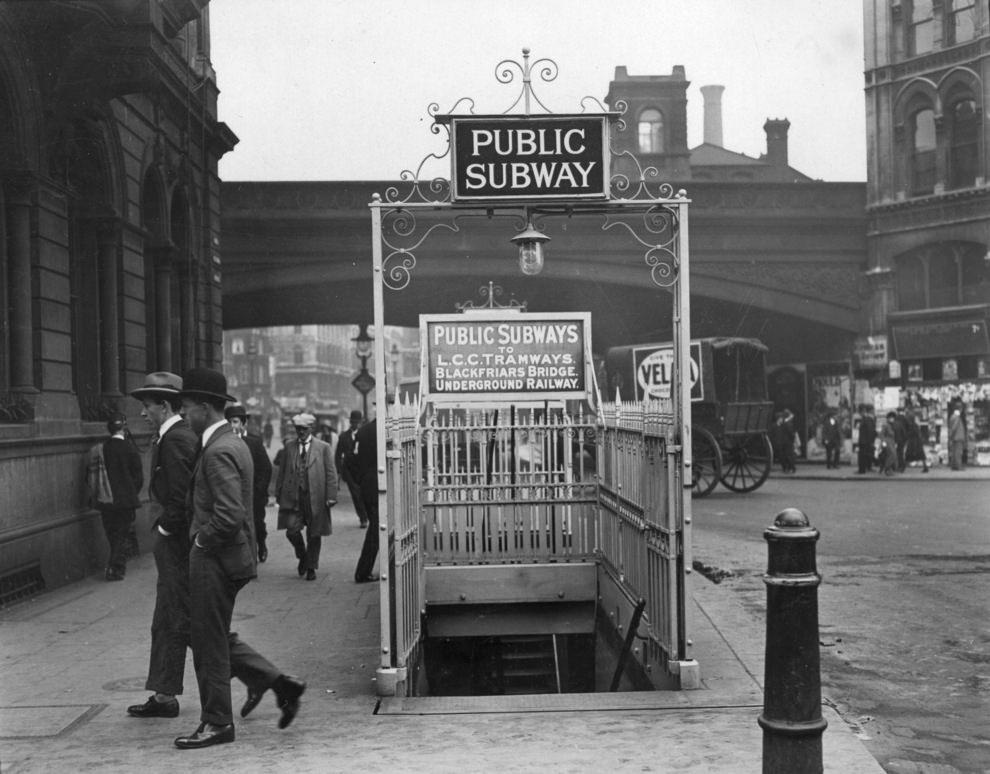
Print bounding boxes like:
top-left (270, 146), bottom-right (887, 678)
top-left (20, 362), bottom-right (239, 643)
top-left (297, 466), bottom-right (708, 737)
top-left (240, 688), bottom-right (266, 718)
top-left (127, 695), bottom-right (179, 718)
top-left (297, 558), bottom-right (306, 577)
top-left (273, 675), bottom-right (305, 729)
top-left (174, 722), bottom-right (235, 749)
top-left (306, 569), bottom-right (316, 581)
top-left (258, 543), bottom-right (268, 562)
top-left (355, 574), bottom-right (379, 584)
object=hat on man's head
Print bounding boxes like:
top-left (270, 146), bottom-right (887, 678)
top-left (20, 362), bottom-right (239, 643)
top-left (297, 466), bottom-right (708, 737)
top-left (292, 413), bottom-right (316, 428)
top-left (130, 371), bottom-right (182, 400)
top-left (225, 404), bottom-right (248, 421)
top-left (107, 411), bottom-right (127, 433)
top-left (349, 410), bottom-right (363, 423)
top-left (177, 368), bottom-right (237, 403)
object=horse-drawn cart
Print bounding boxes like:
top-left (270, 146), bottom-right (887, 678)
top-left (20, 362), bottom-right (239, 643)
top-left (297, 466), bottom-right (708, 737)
top-left (605, 337), bottom-right (774, 496)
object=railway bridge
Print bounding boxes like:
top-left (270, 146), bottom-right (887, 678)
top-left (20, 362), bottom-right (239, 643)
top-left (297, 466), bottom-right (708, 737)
top-left (220, 179), bottom-right (867, 365)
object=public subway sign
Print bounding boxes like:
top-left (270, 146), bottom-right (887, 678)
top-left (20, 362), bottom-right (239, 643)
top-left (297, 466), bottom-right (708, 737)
top-left (422, 311), bottom-right (592, 402)
top-left (448, 115), bottom-right (610, 202)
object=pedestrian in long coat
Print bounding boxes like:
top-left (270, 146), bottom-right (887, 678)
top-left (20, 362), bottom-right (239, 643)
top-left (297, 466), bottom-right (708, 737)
top-left (275, 413), bottom-right (337, 580)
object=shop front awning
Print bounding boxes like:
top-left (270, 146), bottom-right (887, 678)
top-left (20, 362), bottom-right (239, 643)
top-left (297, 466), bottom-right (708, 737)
top-left (889, 306), bottom-right (990, 360)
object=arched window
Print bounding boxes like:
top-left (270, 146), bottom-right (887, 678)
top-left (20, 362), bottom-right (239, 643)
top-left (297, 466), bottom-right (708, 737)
top-left (895, 242), bottom-right (990, 310)
top-left (637, 109), bottom-right (663, 153)
top-left (895, 254), bottom-right (926, 311)
top-left (908, 0), bottom-right (935, 55)
top-left (948, 96), bottom-right (978, 189)
top-left (946, 0), bottom-right (976, 46)
top-left (910, 107), bottom-right (936, 195)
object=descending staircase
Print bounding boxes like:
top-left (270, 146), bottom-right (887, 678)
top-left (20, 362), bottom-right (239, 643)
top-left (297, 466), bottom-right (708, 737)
top-left (494, 635), bottom-right (560, 695)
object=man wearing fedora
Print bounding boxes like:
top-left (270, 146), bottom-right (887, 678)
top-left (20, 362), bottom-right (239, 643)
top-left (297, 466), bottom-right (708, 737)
top-left (274, 412), bottom-right (337, 581)
top-left (225, 404), bottom-right (273, 562)
top-left (127, 372), bottom-right (198, 720)
top-left (175, 367), bottom-right (304, 749)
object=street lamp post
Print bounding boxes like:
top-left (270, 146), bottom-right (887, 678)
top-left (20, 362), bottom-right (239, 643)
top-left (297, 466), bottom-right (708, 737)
top-left (351, 324), bottom-right (374, 420)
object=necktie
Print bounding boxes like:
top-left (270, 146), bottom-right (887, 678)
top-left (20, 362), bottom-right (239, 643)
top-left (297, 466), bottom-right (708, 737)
top-left (149, 434), bottom-right (161, 499)
top-left (300, 443), bottom-right (308, 466)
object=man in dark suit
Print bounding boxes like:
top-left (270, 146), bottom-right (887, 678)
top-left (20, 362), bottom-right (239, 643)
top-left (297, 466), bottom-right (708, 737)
top-left (335, 410), bottom-right (368, 527)
top-left (225, 404), bottom-right (273, 562)
top-left (127, 372), bottom-right (198, 719)
top-left (92, 412), bottom-right (143, 581)
top-left (174, 368), bottom-right (305, 750)
top-left (349, 416), bottom-right (380, 583)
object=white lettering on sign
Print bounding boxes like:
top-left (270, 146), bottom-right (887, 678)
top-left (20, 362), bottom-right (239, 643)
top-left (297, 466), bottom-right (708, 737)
top-left (469, 128), bottom-right (587, 157)
top-left (637, 348), bottom-right (700, 399)
top-left (431, 323), bottom-right (581, 347)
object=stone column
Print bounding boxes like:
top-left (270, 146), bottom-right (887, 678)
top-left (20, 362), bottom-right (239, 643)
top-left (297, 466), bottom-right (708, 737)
top-left (6, 180), bottom-right (38, 393)
top-left (97, 218), bottom-right (122, 397)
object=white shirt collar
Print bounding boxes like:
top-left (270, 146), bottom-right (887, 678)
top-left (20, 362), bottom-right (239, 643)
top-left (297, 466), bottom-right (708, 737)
top-left (159, 414), bottom-right (182, 436)
top-left (201, 419), bottom-right (228, 448)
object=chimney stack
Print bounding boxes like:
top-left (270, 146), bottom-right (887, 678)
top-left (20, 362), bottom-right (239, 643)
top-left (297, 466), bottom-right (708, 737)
top-left (700, 85), bottom-right (725, 147)
top-left (764, 118), bottom-right (790, 167)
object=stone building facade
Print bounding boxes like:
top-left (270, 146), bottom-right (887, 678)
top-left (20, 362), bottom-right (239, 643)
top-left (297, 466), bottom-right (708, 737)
top-left (0, 1), bottom-right (235, 598)
top-left (863, 0), bottom-right (990, 459)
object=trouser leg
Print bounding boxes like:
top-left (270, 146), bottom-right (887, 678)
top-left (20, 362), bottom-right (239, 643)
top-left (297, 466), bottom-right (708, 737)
top-left (229, 631), bottom-right (281, 694)
top-left (189, 549), bottom-right (238, 726)
top-left (354, 497), bottom-right (379, 581)
top-left (146, 533), bottom-right (190, 695)
top-left (305, 535), bottom-right (322, 570)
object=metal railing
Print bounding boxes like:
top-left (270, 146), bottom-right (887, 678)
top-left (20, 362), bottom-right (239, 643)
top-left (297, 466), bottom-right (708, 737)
top-left (383, 396), bottom-right (689, 690)
top-left (421, 407), bottom-right (598, 565)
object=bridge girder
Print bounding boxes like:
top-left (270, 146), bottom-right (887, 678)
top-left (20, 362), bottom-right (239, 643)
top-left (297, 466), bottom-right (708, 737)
top-left (221, 181), bottom-right (867, 361)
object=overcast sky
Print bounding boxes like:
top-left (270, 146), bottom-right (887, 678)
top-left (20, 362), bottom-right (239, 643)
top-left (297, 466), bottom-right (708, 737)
top-left (210, 0), bottom-right (866, 183)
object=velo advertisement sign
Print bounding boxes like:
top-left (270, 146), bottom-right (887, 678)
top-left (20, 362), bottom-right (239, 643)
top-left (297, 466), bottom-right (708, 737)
top-left (422, 310), bottom-right (592, 403)
top-left (632, 341), bottom-right (704, 402)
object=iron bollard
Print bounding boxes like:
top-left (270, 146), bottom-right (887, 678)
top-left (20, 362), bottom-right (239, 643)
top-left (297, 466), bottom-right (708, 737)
top-left (758, 508), bottom-right (827, 774)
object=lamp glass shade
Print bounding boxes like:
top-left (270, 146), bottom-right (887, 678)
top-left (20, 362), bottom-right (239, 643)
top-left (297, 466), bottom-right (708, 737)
top-left (518, 241), bottom-right (545, 276)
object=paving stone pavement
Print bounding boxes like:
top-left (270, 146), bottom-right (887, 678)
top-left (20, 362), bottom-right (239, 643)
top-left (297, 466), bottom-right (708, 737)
top-left (0, 493), bottom-right (887, 774)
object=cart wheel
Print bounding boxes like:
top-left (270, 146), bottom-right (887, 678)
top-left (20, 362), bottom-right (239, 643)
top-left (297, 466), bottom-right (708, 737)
top-left (691, 426), bottom-right (722, 497)
top-left (720, 433), bottom-right (773, 493)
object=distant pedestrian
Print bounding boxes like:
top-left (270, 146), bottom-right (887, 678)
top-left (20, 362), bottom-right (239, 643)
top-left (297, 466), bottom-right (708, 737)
top-left (262, 419), bottom-right (274, 448)
top-left (349, 417), bottom-right (380, 583)
top-left (948, 407), bottom-right (967, 471)
top-left (879, 412), bottom-right (898, 475)
top-left (127, 371), bottom-right (197, 720)
top-left (274, 413), bottom-right (338, 581)
top-left (781, 409), bottom-right (798, 473)
top-left (226, 404), bottom-right (273, 562)
top-left (335, 410), bottom-right (369, 527)
top-left (175, 368), bottom-right (305, 750)
top-left (893, 409), bottom-right (908, 472)
top-left (904, 411), bottom-right (929, 473)
top-left (88, 412), bottom-right (143, 581)
top-left (856, 406), bottom-right (877, 474)
top-left (822, 413), bottom-right (841, 469)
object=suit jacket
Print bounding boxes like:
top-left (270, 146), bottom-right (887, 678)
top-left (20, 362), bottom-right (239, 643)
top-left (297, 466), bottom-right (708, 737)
top-left (103, 436), bottom-right (144, 510)
top-left (241, 431), bottom-right (273, 506)
top-left (347, 419), bottom-right (378, 502)
top-left (275, 435), bottom-right (337, 536)
top-left (188, 423), bottom-right (256, 581)
top-left (335, 426), bottom-right (359, 485)
top-left (150, 419), bottom-right (198, 535)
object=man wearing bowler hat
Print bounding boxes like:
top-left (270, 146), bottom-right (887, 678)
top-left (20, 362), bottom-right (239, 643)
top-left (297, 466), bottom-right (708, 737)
top-left (224, 404), bottom-right (273, 562)
top-left (174, 368), bottom-right (304, 749)
top-left (335, 409), bottom-right (369, 528)
top-left (127, 371), bottom-right (198, 720)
